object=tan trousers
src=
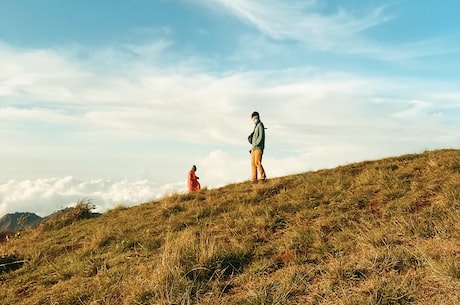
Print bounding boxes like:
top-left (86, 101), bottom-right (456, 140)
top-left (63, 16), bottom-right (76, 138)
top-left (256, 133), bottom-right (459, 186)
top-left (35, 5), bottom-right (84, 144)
top-left (251, 149), bottom-right (266, 181)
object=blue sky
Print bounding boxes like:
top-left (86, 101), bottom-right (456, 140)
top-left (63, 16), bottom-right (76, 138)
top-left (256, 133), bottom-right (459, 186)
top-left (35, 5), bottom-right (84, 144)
top-left (1, 0), bottom-right (459, 217)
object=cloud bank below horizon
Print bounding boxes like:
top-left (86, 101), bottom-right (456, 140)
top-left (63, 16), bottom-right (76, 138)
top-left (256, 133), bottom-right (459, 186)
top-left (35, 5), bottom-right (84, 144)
top-left (0, 176), bottom-right (186, 218)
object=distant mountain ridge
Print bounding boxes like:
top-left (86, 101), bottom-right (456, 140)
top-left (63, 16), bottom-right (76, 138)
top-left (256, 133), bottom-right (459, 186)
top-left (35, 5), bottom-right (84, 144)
top-left (0, 212), bottom-right (42, 231)
top-left (0, 205), bottom-right (102, 232)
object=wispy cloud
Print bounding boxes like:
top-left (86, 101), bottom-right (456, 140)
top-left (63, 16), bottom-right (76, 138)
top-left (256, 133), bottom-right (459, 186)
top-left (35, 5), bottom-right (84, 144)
top-left (195, 0), bottom-right (460, 66)
top-left (354, 36), bottom-right (460, 64)
top-left (392, 100), bottom-right (434, 120)
top-left (199, 0), bottom-right (389, 50)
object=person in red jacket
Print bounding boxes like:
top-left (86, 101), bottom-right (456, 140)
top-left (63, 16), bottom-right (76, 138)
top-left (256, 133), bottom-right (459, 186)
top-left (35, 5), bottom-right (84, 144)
top-left (188, 165), bottom-right (201, 192)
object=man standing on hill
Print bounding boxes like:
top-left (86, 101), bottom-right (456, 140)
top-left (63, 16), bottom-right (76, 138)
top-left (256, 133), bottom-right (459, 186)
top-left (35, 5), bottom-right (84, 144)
top-left (249, 111), bottom-right (266, 183)
top-left (188, 165), bottom-right (201, 192)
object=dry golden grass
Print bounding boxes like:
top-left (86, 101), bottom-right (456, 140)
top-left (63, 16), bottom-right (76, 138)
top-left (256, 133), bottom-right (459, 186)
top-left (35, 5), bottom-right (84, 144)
top-left (1, 149), bottom-right (460, 304)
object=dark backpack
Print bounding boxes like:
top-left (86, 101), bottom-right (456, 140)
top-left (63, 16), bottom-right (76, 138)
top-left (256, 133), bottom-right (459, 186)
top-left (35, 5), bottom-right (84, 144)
top-left (248, 132), bottom-right (254, 144)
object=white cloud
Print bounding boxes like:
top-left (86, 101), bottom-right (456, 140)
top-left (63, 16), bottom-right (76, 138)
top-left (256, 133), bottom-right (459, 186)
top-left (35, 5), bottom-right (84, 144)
top-left (0, 106), bottom-right (75, 125)
top-left (0, 176), bottom-right (186, 218)
top-left (195, 0), bottom-right (460, 65)
top-left (200, 0), bottom-right (388, 50)
top-left (392, 100), bottom-right (432, 120)
top-left (197, 150), bottom-right (248, 187)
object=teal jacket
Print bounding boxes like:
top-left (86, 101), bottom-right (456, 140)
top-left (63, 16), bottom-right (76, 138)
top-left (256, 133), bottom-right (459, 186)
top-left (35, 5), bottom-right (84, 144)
top-left (252, 120), bottom-right (265, 150)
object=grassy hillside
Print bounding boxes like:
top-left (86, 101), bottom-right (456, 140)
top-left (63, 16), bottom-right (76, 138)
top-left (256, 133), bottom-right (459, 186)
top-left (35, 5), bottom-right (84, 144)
top-left (1, 149), bottom-right (460, 305)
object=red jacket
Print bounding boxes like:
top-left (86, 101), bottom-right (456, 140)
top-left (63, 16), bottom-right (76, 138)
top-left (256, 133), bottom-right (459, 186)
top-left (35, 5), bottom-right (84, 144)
top-left (188, 170), bottom-right (200, 192)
